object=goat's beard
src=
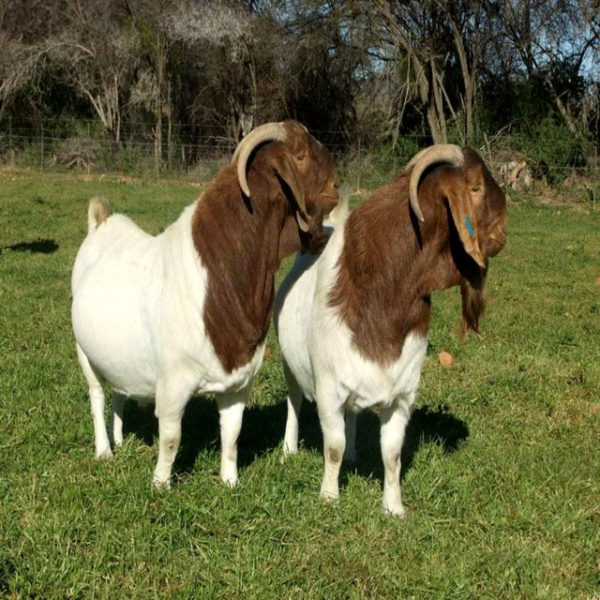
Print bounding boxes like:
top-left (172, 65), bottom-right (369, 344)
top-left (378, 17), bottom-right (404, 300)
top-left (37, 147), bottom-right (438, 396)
top-left (460, 270), bottom-right (487, 339)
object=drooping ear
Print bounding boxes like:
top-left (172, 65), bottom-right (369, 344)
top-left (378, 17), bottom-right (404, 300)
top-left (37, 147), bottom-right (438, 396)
top-left (269, 151), bottom-right (310, 232)
top-left (440, 168), bottom-right (486, 268)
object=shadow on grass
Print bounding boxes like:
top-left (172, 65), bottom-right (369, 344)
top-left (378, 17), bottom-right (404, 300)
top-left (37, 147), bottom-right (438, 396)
top-left (276, 401), bottom-right (469, 486)
top-left (120, 396), bottom-right (468, 488)
top-left (349, 404), bottom-right (469, 485)
top-left (2, 238), bottom-right (59, 254)
top-left (121, 396), bottom-right (291, 478)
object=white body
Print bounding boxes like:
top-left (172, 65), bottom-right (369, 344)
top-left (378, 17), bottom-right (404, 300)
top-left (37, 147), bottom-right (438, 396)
top-left (275, 217), bottom-right (427, 516)
top-left (72, 200), bottom-right (263, 486)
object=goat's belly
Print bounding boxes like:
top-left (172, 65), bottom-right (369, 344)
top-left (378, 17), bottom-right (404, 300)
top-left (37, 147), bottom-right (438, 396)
top-left (75, 319), bottom-right (157, 399)
top-left (73, 284), bottom-right (158, 399)
top-left (195, 342), bottom-right (266, 395)
top-left (316, 332), bottom-right (428, 411)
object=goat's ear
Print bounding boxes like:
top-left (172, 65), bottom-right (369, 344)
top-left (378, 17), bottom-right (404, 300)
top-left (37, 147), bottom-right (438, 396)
top-left (441, 169), bottom-right (486, 268)
top-left (269, 152), bottom-right (310, 232)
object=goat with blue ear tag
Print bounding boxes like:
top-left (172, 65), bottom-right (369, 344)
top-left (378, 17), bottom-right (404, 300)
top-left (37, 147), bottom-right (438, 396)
top-left (275, 144), bottom-right (507, 516)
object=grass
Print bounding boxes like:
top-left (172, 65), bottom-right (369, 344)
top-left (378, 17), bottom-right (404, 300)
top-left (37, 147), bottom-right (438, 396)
top-left (0, 168), bottom-right (599, 598)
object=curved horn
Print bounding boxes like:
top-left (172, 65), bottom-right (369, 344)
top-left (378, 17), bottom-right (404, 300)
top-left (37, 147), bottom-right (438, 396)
top-left (232, 122), bottom-right (286, 198)
top-left (404, 144), bottom-right (464, 222)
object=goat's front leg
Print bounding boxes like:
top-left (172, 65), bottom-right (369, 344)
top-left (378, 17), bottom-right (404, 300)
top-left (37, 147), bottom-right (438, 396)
top-left (153, 378), bottom-right (192, 488)
top-left (283, 363), bottom-right (303, 455)
top-left (217, 388), bottom-right (248, 486)
top-left (379, 401), bottom-right (411, 516)
top-left (317, 383), bottom-right (346, 501)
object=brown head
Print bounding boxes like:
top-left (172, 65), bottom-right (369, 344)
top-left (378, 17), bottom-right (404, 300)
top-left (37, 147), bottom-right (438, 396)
top-left (232, 120), bottom-right (340, 257)
top-left (405, 144), bottom-right (507, 336)
top-left (329, 144), bottom-right (507, 364)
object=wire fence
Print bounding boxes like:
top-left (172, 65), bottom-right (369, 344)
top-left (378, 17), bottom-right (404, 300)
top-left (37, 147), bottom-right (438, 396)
top-left (0, 117), bottom-right (598, 193)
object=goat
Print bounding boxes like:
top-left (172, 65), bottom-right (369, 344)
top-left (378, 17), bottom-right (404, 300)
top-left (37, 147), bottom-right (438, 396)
top-left (71, 120), bottom-right (339, 487)
top-left (275, 145), bottom-right (507, 515)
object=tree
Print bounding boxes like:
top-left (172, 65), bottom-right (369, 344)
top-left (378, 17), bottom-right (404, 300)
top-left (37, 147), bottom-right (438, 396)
top-left (498, 0), bottom-right (599, 137)
top-left (43, 0), bottom-right (139, 143)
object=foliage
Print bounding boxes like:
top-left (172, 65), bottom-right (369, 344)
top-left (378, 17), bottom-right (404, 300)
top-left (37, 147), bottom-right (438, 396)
top-left (0, 1), bottom-right (597, 163)
top-left (516, 117), bottom-right (585, 183)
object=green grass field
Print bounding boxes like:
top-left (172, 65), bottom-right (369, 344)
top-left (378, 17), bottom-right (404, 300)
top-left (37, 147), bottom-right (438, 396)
top-left (1, 169), bottom-right (599, 598)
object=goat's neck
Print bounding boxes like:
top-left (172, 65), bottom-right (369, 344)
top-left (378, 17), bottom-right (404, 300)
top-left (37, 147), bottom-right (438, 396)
top-left (328, 189), bottom-right (459, 365)
top-left (192, 175), bottom-right (288, 373)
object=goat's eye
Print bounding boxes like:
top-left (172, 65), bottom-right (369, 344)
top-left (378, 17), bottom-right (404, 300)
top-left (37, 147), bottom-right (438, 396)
top-left (472, 186), bottom-right (481, 193)
top-left (334, 182), bottom-right (339, 189)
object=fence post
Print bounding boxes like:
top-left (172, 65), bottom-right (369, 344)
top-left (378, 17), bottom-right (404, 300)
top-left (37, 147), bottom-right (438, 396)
top-left (40, 122), bottom-right (44, 171)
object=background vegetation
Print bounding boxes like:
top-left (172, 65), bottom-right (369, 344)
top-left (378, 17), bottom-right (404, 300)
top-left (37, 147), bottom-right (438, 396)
top-left (0, 169), bottom-right (598, 597)
top-left (0, 0), bottom-right (598, 180)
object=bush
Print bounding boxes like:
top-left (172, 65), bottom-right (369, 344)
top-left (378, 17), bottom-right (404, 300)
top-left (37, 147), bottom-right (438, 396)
top-left (56, 135), bottom-right (102, 170)
top-left (516, 117), bottom-right (584, 183)
top-left (341, 137), bottom-right (422, 190)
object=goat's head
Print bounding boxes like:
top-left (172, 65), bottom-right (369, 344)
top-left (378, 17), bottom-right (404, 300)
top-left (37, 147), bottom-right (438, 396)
top-left (405, 144), bottom-right (507, 335)
top-left (232, 120), bottom-right (339, 255)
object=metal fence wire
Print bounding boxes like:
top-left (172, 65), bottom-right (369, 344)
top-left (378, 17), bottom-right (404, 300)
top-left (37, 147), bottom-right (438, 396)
top-left (0, 118), bottom-right (598, 191)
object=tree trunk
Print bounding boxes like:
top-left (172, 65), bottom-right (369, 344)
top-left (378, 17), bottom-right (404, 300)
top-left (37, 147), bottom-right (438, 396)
top-left (428, 59), bottom-right (447, 144)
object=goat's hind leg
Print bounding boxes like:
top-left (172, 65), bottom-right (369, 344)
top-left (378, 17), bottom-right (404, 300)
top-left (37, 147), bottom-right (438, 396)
top-left (76, 343), bottom-right (112, 459)
top-left (111, 392), bottom-right (126, 447)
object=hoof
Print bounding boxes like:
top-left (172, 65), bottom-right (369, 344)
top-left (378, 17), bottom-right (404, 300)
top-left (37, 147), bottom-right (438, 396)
top-left (319, 490), bottom-right (339, 503)
top-left (221, 474), bottom-right (238, 488)
top-left (282, 442), bottom-right (298, 459)
top-left (382, 502), bottom-right (407, 518)
top-left (152, 475), bottom-right (171, 490)
top-left (96, 448), bottom-right (113, 460)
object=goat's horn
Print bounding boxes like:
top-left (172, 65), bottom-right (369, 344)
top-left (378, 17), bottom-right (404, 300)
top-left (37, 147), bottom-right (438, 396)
top-left (232, 122), bottom-right (286, 198)
top-left (404, 144), bottom-right (464, 222)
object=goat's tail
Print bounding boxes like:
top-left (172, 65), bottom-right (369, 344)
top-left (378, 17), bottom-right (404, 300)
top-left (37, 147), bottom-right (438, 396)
top-left (87, 197), bottom-right (111, 232)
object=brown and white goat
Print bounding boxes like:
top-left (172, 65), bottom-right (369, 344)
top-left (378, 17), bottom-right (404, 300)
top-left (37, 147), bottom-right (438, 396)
top-left (71, 120), bottom-right (339, 487)
top-left (275, 145), bottom-right (507, 515)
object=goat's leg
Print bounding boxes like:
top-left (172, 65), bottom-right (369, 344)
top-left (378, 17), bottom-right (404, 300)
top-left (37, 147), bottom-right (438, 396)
top-left (317, 383), bottom-right (346, 501)
top-left (153, 378), bottom-right (192, 488)
top-left (217, 388), bottom-right (248, 486)
top-left (379, 402), bottom-right (411, 516)
top-left (111, 392), bottom-right (126, 447)
top-left (76, 344), bottom-right (112, 459)
top-left (344, 409), bottom-right (358, 463)
top-left (283, 363), bottom-right (303, 455)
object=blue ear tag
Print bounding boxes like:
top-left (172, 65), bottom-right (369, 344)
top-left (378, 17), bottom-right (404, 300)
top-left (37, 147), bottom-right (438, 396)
top-left (465, 215), bottom-right (475, 238)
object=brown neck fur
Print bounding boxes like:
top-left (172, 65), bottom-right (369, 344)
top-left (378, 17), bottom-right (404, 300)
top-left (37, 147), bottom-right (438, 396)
top-left (329, 174), bottom-right (485, 364)
top-left (192, 156), bottom-right (300, 373)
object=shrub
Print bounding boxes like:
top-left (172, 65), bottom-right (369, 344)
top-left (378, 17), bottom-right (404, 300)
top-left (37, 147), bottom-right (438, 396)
top-left (516, 117), bottom-right (585, 183)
